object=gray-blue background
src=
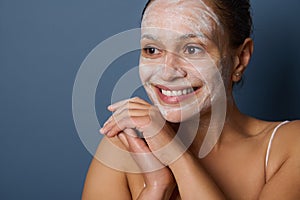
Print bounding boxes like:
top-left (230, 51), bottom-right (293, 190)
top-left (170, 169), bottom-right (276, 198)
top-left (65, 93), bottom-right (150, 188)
top-left (1, 0), bottom-right (299, 199)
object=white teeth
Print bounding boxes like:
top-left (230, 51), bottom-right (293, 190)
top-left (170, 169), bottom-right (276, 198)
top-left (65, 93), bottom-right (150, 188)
top-left (161, 88), bottom-right (195, 97)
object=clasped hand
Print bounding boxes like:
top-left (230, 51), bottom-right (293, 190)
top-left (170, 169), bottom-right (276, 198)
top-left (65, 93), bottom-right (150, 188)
top-left (100, 97), bottom-right (177, 199)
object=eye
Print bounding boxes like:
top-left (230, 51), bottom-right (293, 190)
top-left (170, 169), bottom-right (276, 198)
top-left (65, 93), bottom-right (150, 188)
top-left (141, 46), bottom-right (163, 59)
top-left (184, 45), bottom-right (204, 55)
top-left (143, 47), bottom-right (161, 55)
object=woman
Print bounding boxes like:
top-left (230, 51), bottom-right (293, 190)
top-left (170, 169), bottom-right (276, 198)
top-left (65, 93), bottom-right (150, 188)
top-left (82, 0), bottom-right (300, 199)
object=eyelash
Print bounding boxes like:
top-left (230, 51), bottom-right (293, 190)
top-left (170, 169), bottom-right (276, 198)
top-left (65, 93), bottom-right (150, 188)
top-left (142, 44), bottom-right (205, 58)
top-left (183, 45), bottom-right (204, 55)
top-left (142, 46), bottom-right (163, 59)
top-left (143, 47), bottom-right (161, 55)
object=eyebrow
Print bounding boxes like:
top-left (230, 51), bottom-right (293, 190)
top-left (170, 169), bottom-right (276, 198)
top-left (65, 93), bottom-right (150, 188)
top-left (178, 33), bottom-right (205, 41)
top-left (141, 34), bottom-right (159, 41)
top-left (141, 33), bottom-right (206, 42)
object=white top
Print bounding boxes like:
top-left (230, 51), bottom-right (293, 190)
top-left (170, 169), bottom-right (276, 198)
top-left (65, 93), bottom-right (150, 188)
top-left (265, 121), bottom-right (290, 169)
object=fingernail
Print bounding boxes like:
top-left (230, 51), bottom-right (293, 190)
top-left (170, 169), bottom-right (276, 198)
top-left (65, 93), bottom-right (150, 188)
top-left (107, 105), bottom-right (113, 111)
top-left (99, 128), bottom-right (106, 134)
top-left (106, 131), bottom-right (114, 137)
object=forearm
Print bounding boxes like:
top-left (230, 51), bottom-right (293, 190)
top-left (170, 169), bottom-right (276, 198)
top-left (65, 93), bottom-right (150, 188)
top-left (169, 152), bottom-right (225, 200)
top-left (146, 132), bottom-right (225, 199)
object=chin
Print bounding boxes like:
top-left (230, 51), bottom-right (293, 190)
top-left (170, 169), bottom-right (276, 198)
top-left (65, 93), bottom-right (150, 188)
top-left (163, 112), bottom-right (197, 123)
top-left (160, 109), bottom-right (185, 123)
top-left (157, 103), bottom-right (207, 123)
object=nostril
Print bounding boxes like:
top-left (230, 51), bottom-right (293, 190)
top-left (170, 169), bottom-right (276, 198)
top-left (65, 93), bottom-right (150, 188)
top-left (177, 68), bottom-right (187, 77)
top-left (164, 53), bottom-right (187, 78)
top-left (161, 66), bottom-right (187, 81)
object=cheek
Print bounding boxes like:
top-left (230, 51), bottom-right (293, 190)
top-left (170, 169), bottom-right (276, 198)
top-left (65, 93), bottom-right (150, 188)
top-left (139, 60), bottom-right (156, 83)
top-left (186, 60), bottom-right (217, 81)
top-left (139, 67), bottom-right (149, 84)
top-left (188, 61), bottom-right (226, 97)
top-left (220, 58), bottom-right (234, 87)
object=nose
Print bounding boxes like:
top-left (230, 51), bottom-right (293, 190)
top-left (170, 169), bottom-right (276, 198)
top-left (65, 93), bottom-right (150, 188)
top-left (161, 52), bottom-right (187, 81)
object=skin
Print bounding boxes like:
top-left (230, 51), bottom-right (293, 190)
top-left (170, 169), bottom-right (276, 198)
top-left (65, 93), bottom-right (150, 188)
top-left (82, 0), bottom-right (300, 199)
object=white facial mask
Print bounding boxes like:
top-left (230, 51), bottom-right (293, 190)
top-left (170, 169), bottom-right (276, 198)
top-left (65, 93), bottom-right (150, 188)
top-left (139, 43), bottom-right (224, 122)
top-left (139, 0), bottom-right (228, 120)
top-left (142, 0), bottom-right (223, 40)
top-left (140, 0), bottom-right (227, 126)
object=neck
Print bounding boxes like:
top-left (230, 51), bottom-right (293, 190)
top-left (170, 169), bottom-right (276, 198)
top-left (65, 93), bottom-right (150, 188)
top-left (185, 95), bottom-right (247, 157)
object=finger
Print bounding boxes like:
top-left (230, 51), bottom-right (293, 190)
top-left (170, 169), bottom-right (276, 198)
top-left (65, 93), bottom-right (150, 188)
top-left (100, 110), bottom-right (133, 134)
top-left (109, 97), bottom-right (150, 111)
top-left (122, 130), bottom-right (165, 173)
top-left (110, 101), bottom-right (150, 118)
top-left (103, 115), bottom-right (114, 127)
top-left (102, 113), bottom-right (138, 136)
top-left (123, 129), bottom-right (149, 153)
top-left (107, 99), bottom-right (129, 112)
top-left (101, 109), bottom-right (150, 135)
top-left (117, 132), bottom-right (130, 149)
top-left (106, 116), bottom-right (150, 137)
top-left (118, 131), bottom-right (147, 153)
top-left (129, 97), bottom-right (150, 105)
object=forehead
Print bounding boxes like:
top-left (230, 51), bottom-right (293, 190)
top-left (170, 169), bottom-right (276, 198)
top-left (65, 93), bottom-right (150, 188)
top-left (141, 0), bottom-right (221, 35)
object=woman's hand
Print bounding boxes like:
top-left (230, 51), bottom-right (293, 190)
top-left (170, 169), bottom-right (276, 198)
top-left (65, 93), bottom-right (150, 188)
top-left (100, 97), bottom-right (177, 153)
top-left (100, 97), bottom-right (167, 139)
top-left (100, 97), bottom-right (225, 199)
top-left (117, 129), bottom-right (176, 200)
top-left (100, 97), bottom-right (178, 199)
top-left (101, 97), bottom-right (188, 166)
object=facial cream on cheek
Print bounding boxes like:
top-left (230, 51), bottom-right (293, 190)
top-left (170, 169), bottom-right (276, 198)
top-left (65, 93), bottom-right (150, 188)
top-left (139, 63), bottom-right (224, 123)
top-left (139, 0), bottom-right (227, 117)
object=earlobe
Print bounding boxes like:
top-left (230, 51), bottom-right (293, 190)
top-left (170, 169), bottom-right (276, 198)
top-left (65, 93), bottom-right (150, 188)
top-left (232, 68), bottom-right (244, 82)
top-left (232, 71), bottom-right (242, 82)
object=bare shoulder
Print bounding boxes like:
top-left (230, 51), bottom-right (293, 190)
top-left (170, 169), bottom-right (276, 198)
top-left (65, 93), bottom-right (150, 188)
top-left (82, 136), bottom-right (133, 200)
top-left (266, 120), bottom-right (300, 181)
top-left (96, 135), bottom-right (128, 154)
top-left (259, 120), bottom-right (300, 198)
top-left (95, 136), bottom-right (141, 173)
top-left (274, 120), bottom-right (300, 151)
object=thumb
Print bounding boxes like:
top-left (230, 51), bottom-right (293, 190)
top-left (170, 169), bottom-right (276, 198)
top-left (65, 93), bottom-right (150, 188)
top-left (123, 129), bottom-right (150, 153)
top-left (120, 129), bottom-right (165, 173)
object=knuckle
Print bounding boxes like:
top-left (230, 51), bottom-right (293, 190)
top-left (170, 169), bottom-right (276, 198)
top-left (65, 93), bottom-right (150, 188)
top-left (128, 101), bottom-right (135, 108)
top-left (130, 97), bottom-right (139, 102)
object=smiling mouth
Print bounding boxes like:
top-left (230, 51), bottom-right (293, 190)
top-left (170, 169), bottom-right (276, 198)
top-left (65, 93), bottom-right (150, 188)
top-left (154, 85), bottom-right (202, 104)
top-left (161, 87), bottom-right (199, 97)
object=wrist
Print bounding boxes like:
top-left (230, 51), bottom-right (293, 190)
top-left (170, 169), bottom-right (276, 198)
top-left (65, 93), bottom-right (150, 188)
top-left (138, 184), bottom-right (176, 200)
top-left (147, 135), bottom-right (188, 166)
top-left (145, 125), bottom-right (174, 151)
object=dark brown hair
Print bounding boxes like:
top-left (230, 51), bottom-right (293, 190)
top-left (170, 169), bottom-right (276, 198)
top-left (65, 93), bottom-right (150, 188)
top-left (142, 0), bottom-right (253, 48)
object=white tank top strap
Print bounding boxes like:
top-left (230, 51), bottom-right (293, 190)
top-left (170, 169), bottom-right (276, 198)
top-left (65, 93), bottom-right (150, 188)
top-left (265, 120), bottom-right (290, 169)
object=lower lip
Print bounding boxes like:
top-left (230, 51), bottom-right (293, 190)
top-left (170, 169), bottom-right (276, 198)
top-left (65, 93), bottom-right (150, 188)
top-left (155, 86), bottom-right (201, 104)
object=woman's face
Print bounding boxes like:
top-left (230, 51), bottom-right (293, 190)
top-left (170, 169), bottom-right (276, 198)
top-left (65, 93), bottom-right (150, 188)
top-left (139, 0), bottom-right (229, 122)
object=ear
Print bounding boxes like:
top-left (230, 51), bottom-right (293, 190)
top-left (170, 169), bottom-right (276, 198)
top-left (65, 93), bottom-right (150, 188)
top-left (232, 38), bottom-right (254, 82)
